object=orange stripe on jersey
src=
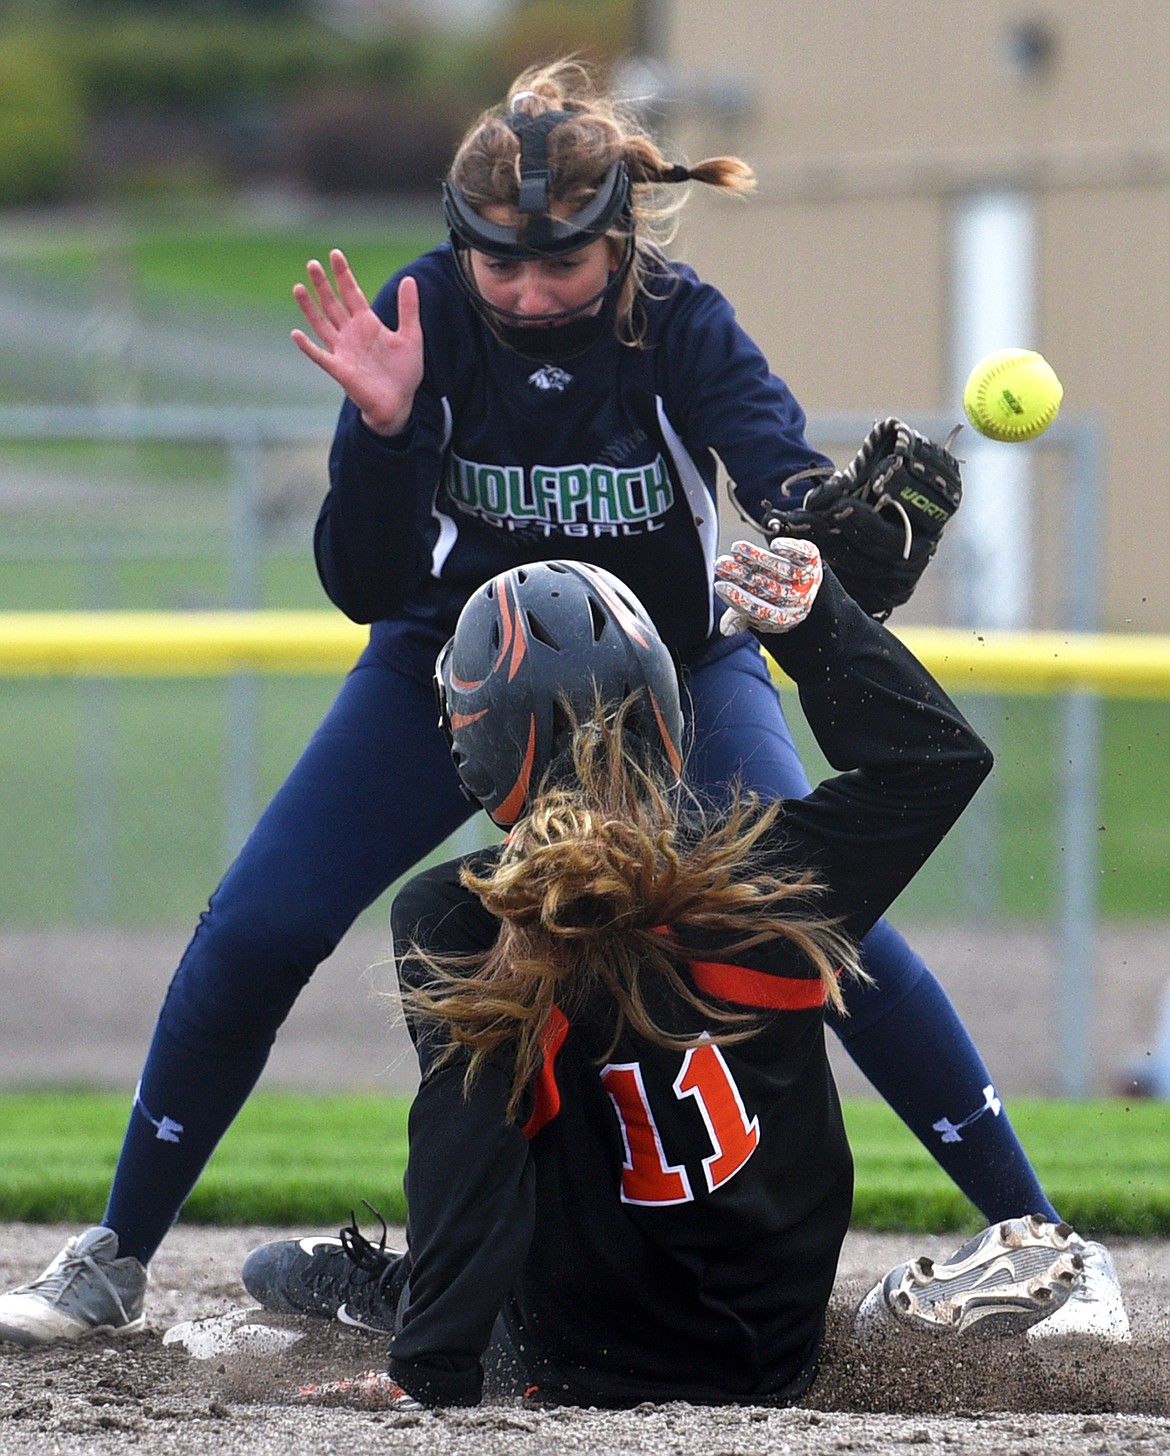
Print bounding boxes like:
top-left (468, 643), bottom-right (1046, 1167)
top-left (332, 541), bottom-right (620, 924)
top-left (521, 1005), bottom-right (570, 1140)
top-left (649, 926), bottom-right (825, 1011)
top-left (689, 957), bottom-right (825, 1011)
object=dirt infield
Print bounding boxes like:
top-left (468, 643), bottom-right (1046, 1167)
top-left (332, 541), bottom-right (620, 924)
top-left (2, 1222), bottom-right (1168, 1455)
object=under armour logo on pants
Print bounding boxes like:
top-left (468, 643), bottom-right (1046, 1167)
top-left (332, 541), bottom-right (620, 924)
top-left (932, 1083), bottom-right (1002, 1144)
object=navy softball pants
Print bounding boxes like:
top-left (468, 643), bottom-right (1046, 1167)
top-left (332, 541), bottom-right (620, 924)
top-left (105, 635), bottom-right (1056, 1262)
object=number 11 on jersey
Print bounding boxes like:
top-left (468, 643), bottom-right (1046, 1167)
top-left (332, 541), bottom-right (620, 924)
top-left (601, 1041), bottom-right (761, 1207)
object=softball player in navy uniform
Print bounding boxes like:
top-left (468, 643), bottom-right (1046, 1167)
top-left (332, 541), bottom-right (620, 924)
top-left (246, 548), bottom-right (1032, 1408)
top-left (0, 59), bottom-right (1126, 1349)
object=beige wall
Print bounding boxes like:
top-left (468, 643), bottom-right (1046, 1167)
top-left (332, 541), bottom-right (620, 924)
top-left (659, 1), bottom-right (1170, 630)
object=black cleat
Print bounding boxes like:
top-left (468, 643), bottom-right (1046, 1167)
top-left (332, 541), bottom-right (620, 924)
top-left (242, 1205), bottom-right (405, 1334)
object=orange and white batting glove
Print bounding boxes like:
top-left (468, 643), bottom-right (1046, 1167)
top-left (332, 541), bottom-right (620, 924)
top-left (715, 538), bottom-right (824, 637)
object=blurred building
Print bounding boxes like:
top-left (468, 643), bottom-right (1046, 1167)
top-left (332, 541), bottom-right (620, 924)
top-left (647, 1), bottom-right (1170, 632)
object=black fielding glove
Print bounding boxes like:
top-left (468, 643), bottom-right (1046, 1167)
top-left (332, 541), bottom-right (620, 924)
top-left (762, 418), bottom-right (962, 620)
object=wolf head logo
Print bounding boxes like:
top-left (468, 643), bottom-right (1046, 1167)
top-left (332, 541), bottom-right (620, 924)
top-left (528, 365), bottom-right (573, 393)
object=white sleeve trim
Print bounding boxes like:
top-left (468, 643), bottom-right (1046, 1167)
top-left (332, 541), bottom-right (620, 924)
top-left (655, 395), bottom-right (718, 638)
top-left (430, 396), bottom-right (459, 578)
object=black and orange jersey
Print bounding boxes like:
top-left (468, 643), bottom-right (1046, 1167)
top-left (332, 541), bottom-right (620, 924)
top-left (387, 572), bottom-right (992, 1408)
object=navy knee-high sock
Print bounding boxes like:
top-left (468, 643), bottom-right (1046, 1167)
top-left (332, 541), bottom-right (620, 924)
top-left (837, 969), bottom-right (1060, 1226)
top-left (102, 1022), bottom-right (270, 1265)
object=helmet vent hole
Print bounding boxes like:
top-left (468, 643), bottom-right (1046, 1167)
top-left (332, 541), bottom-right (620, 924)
top-left (490, 621), bottom-right (501, 651)
top-left (588, 597), bottom-right (607, 641)
top-left (551, 700), bottom-right (574, 744)
top-left (525, 610), bottom-right (560, 649)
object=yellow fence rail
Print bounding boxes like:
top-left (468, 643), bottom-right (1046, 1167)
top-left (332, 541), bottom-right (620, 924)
top-left (0, 612), bottom-right (369, 676)
top-left (2, 612), bottom-right (1170, 697)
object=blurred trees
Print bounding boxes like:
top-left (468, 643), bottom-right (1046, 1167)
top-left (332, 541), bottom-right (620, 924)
top-left (0, 0), bottom-right (639, 206)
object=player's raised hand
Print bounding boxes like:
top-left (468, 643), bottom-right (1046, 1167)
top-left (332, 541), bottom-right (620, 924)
top-left (292, 249), bottom-right (424, 437)
top-left (714, 538), bottom-right (824, 636)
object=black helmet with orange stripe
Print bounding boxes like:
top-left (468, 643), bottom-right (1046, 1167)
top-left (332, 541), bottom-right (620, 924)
top-left (435, 561), bottom-right (683, 826)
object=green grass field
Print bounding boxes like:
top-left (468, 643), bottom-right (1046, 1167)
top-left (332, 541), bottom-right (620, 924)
top-left (1, 1092), bottom-right (1165, 1236)
top-left (3, 209), bottom-right (445, 318)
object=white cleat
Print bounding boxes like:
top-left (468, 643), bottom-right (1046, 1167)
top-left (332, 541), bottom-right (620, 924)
top-left (0, 1228), bottom-right (147, 1346)
top-left (1027, 1239), bottom-right (1131, 1342)
top-left (856, 1215), bottom-right (1085, 1338)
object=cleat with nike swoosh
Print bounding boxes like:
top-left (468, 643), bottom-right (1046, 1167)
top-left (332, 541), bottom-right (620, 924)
top-left (856, 1214), bottom-right (1085, 1337)
top-left (242, 1204), bottom-right (405, 1334)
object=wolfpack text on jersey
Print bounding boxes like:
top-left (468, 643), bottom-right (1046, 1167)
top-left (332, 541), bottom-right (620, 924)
top-left (444, 452), bottom-right (674, 535)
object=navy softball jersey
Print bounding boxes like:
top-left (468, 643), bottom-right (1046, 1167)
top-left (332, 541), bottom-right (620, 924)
top-left (316, 242), bottom-right (828, 670)
top-left (387, 575), bottom-right (993, 1409)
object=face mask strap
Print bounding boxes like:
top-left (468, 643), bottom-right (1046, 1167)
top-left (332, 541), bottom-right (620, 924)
top-left (443, 165), bottom-right (630, 261)
top-left (510, 110), bottom-right (573, 248)
top-left (444, 105), bottom-right (632, 262)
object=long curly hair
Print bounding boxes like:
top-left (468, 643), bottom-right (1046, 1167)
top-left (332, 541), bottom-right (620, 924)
top-left (401, 694), bottom-right (863, 1116)
top-left (447, 57), bottom-right (755, 344)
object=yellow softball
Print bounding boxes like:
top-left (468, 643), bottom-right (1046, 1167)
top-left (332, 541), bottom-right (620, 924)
top-left (962, 349), bottom-right (1064, 442)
